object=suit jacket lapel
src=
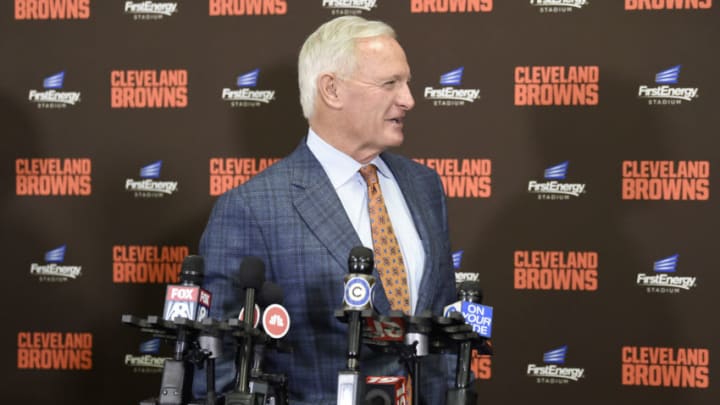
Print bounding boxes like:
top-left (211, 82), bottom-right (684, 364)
top-left (382, 154), bottom-right (438, 315)
top-left (289, 141), bottom-right (363, 273)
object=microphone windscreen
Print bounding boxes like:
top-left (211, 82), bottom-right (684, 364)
top-left (458, 281), bottom-right (483, 303)
top-left (348, 246), bottom-right (374, 275)
top-left (258, 281), bottom-right (284, 306)
top-left (179, 255), bottom-right (205, 285)
top-left (237, 256), bottom-right (266, 290)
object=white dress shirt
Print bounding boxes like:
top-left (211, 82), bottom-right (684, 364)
top-left (306, 129), bottom-right (426, 314)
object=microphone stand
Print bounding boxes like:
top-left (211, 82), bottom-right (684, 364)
top-left (157, 325), bottom-right (191, 405)
top-left (445, 339), bottom-right (476, 405)
top-left (248, 338), bottom-right (290, 405)
top-left (402, 314), bottom-right (431, 405)
top-left (336, 308), bottom-right (370, 405)
top-left (191, 319), bottom-right (223, 405)
top-left (225, 290), bottom-right (260, 405)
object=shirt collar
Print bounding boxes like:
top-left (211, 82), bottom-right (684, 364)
top-left (368, 156), bottom-right (392, 180)
top-left (306, 128), bottom-right (391, 188)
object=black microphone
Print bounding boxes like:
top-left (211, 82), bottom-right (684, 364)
top-left (458, 281), bottom-right (483, 304)
top-left (248, 281), bottom-right (290, 404)
top-left (159, 255), bottom-right (209, 405)
top-left (345, 246), bottom-right (375, 369)
top-left (251, 281), bottom-right (284, 378)
top-left (258, 280), bottom-right (284, 308)
top-left (456, 282), bottom-right (482, 392)
top-left (446, 281), bottom-right (492, 405)
top-left (163, 255), bottom-right (211, 324)
top-left (232, 257), bottom-right (266, 395)
top-left (337, 246), bottom-right (376, 405)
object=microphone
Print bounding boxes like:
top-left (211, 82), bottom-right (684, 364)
top-left (458, 281), bottom-right (483, 305)
top-left (238, 273), bottom-right (276, 329)
top-left (158, 255), bottom-right (211, 405)
top-left (228, 256), bottom-right (265, 404)
top-left (163, 255), bottom-right (212, 324)
top-left (258, 281), bottom-right (291, 341)
top-left (445, 281), bottom-right (493, 405)
top-left (251, 281), bottom-right (284, 379)
top-left (258, 281), bottom-right (284, 308)
top-left (249, 281), bottom-right (291, 405)
top-left (443, 281), bottom-right (493, 339)
top-left (337, 246), bottom-right (376, 405)
top-left (344, 246), bottom-right (375, 368)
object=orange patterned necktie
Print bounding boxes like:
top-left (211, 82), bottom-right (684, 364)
top-left (359, 164), bottom-right (411, 314)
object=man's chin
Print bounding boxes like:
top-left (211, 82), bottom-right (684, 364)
top-left (385, 131), bottom-right (405, 148)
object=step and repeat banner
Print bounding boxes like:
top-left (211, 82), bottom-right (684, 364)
top-left (2, 1), bottom-right (718, 404)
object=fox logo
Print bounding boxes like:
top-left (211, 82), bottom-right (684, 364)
top-left (165, 302), bottom-right (192, 320)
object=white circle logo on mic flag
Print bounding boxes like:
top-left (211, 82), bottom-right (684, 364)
top-left (262, 304), bottom-right (290, 339)
top-left (344, 277), bottom-right (371, 308)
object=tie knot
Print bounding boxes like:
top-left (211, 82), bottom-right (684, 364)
top-left (359, 164), bottom-right (379, 185)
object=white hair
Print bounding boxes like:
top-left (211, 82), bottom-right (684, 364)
top-left (298, 16), bottom-right (396, 120)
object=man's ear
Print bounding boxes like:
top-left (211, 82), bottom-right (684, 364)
top-left (317, 73), bottom-right (343, 109)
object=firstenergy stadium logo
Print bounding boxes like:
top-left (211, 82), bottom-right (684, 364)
top-left (125, 339), bottom-right (169, 373)
top-left (209, 0), bottom-right (287, 15)
top-left (622, 346), bottom-right (709, 388)
top-left (414, 158), bottom-right (492, 198)
top-left (530, 0), bottom-right (589, 13)
top-left (125, 161), bottom-right (179, 198)
top-left (28, 72), bottom-right (81, 109)
top-left (30, 245), bottom-right (83, 283)
top-left (625, 0), bottom-right (712, 10)
top-left (637, 65), bottom-right (699, 106)
top-left (322, 0), bottom-right (378, 15)
top-left (124, 1), bottom-right (179, 20)
top-left (528, 161), bottom-right (586, 200)
top-left (15, 0), bottom-right (90, 20)
top-left (17, 332), bottom-right (93, 370)
top-left (221, 69), bottom-right (276, 107)
top-left (636, 254), bottom-right (697, 294)
top-left (621, 160), bottom-right (709, 201)
top-left (453, 250), bottom-right (482, 284)
top-left (209, 157), bottom-right (280, 196)
top-left (424, 67), bottom-right (481, 107)
top-left (527, 346), bottom-right (585, 384)
top-left (411, 0), bottom-right (492, 13)
top-left (113, 244), bottom-right (188, 283)
top-left (515, 65), bottom-right (599, 106)
top-left (514, 250), bottom-right (598, 291)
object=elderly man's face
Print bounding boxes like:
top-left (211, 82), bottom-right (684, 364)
top-left (337, 36), bottom-right (415, 159)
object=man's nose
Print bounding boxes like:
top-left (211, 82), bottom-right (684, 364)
top-left (398, 82), bottom-right (415, 110)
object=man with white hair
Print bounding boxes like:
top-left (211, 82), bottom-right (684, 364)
top-left (195, 16), bottom-right (456, 404)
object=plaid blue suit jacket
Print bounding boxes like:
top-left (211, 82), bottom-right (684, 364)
top-left (194, 139), bottom-right (457, 404)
